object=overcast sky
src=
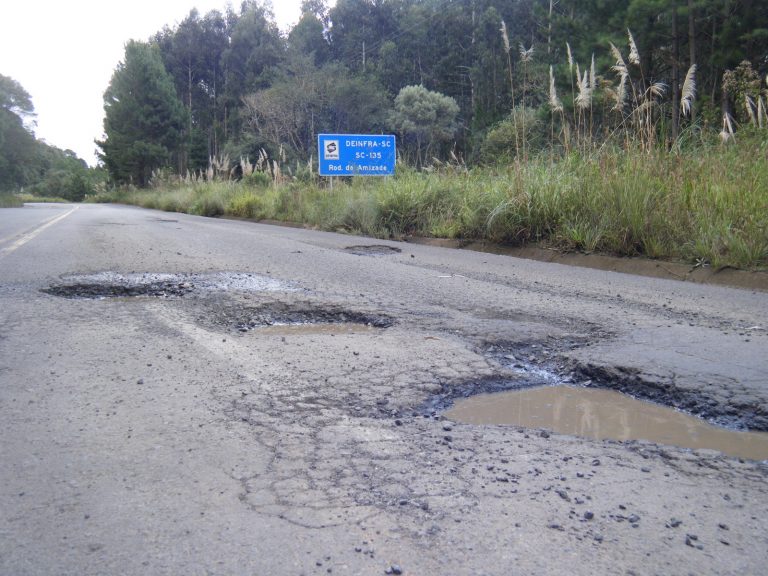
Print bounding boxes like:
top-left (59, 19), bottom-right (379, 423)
top-left (0, 1), bottom-right (329, 166)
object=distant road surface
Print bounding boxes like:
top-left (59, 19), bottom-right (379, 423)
top-left (1, 203), bottom-right (767, 575)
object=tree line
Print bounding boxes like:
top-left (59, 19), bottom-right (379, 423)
top-left (4, 0), bottom-right (766, 192)
top-left (0, 75), bottom-right (102, 197)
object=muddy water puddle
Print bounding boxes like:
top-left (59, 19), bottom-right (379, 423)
top-left (344, 245), bottom-right (402, 256)
top-left (252, 323), bottom-right (377, 336)
top-left (447, 385), bottom-right (768, 460)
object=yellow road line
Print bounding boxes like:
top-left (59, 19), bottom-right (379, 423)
top-left (0, 206), bottom-right (79, 259)
top-left (0, 208), bottom-right (77, 246)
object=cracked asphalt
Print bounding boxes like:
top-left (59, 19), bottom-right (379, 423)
top-left (1, 203), bottom-right (767, 575)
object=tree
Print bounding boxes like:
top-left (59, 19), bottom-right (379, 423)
top-left (722, 60), bottom-right (763, 124)
top-left (0, 74), bottom-right (39, 191)
top-left (326, 68), bottom-right (390, 134)
top-left (328, 0), bottom-right (397, 73)
top-left (388, 85), bottom-right (459, 166)
top-left (0, 74), bottom-right (35, 122)
top-left (154, 9), bottom-right (231, 170)
top-left (222, 2), bottom-right (285, 141)
top-left (241, 58), bottom-right (390, 162)
top-left (28, 146), bottom-right (99, 202)
top-left (289, 12), bottom-right (331, 65)
top-left (469, 6), bottom-right (510, 134)
top-left (97, 41), bottom-right (187, 186)
top-left (88, 0), bottom-right (768, 174)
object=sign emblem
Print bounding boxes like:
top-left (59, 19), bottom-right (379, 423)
top-left (324, 140), bottom-right (339, 160)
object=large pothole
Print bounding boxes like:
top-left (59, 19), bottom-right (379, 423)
top-left (229, 302), bottom-right (394, 332)
top-left (42, 272), bottom-right (294, 299)
top-left (417, 341), bottom-right (578, 416)
top-left (446, 385), bottom-right (768, 460)
top-left (420, 340), bottom-right (768, 459)
top-left (571, 362), bottom-right (768, 432)
top-left (344, 245), bottom-right (402, 256)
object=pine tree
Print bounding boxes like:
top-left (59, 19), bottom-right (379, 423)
top-left (97, 41), bottom-right (187, 186)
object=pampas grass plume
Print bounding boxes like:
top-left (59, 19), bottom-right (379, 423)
top-left (745, 94), bottom-right (757, 125)
top-left (500, 20), bottom-right (510, 54)
top-left (549, 66), bottom-right (563, 112)
top-left (627, 29), bottom-right (640, 66)
top-left (680, 64), bottom-right (696, 116)
top-left (519, 43), bottom-right (534, 62)
top-left (576, 64), bottom-right (591, 109)
top-left (720, 112), bottom-right (735, 143)
top-left (613, 74), bottom-right (627, 112)
top-left (649, 82), bottom-right (666, 99)
top-left (610, 43), bottom-right (628, 78)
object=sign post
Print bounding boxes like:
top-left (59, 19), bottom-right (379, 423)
top-left (318, 134), bottom-right (396, 177)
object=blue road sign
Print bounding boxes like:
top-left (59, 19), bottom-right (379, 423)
top-left (318, 134), bottom-right (396, 176)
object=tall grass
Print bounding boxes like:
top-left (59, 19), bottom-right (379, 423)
top-left (0, 193), bottom-right (24, 207)
top-left (94, 137), bottom-right (768, 270)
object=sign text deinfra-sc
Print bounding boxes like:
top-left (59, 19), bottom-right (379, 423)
top-left (318, 134), bottom-right (396, 176)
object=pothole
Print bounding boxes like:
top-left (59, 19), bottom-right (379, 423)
top-left (571, 363), bottom-right (768, 431)
top-left (231, 302), bottom-right (394, 332)
top-left (42, 272), bottom-right (294, 299)
top-left (253, 324), bottom-right (378, 336)
top-left (344, 245), bottom-right (402, 256)
top-left (446, 385), bottom-right (768, 461)
top-left (421, 341), bottom-right (768, 460)
top-left (417, 342), bottom-right (577, 416)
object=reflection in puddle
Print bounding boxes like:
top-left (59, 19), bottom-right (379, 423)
top-left (254, 323), bottom-right (377, 336)
top-left (446, 385), bottom-right (768, 460)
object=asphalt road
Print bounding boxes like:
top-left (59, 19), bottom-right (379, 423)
top-left (1, 203), bottom-right (767, 576)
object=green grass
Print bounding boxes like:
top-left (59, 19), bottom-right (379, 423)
top-left (0, 193), bottom-right (24, 207)
top-left (94, 139), bottom-right (768, 270)
top-left (13, 193), bottom-right (71, 204)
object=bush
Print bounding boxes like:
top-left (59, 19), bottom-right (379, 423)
top-left (157, 190), bottom-right (191, 213)
top-left (229, 190), bottom-right (267, 219)
top-left (190, 185), bottom-right (227, 217)
top-left (29, 169), bottom-right (93, 202)
top-left (0, 193), bottom-right (23, 207)
top-left (242, 172), bottom-right (272, 188)
top-left (480, 107), bottom-right (544, 162)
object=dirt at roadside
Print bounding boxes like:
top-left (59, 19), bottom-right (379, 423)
top-left (408, 238), bottom-right (768, 293)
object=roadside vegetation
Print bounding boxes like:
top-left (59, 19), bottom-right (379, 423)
top-left (14, 193), bottom-right (70, 204)
top-left (90, 3), bottom-right (766, 270)
top-left (4, 2), bottom-right (767, 269)
top-left (94, 131), bottom-right (767, 269)
top-left (0, 192), bottom-right (23, 207)
top-left (94, 10), bottom-right (768, 270)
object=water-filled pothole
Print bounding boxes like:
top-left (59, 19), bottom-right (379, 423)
top-left (42, 272), bottom-right (294, 299)
top-left (418, 344), bottom-right (577, 417)
top-left (254, 323), bottom-right (378, 336)
top-left (446, 385), bottom-right (768, 460)
top-left (232, 302), bottom-right (394, 332)
top-left (344, 245), bottom-right (402, 256)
